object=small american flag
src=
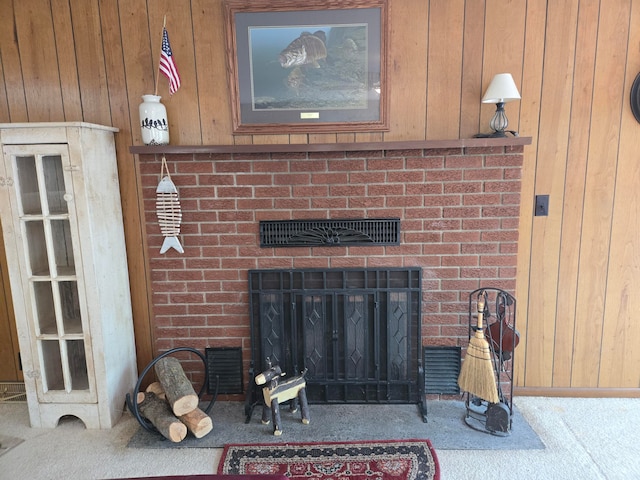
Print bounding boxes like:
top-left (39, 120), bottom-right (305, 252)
top-left (160, 28), bottom-right (181, 94)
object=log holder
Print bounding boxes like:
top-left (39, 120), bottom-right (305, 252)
top-left (125, 347), bottom-right (218, 433)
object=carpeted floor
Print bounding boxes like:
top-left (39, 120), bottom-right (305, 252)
top-left (0, 434), bottom-right (24, 457)
top-left (3, 397), bottom-right (640, 479)
top-left (218, 439), bottom-right (440, 480)
top-left (127, 400), bottom-right (544, 450)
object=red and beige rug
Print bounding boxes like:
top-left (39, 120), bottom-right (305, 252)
top-left (217, 439), bottom-right (440, 480)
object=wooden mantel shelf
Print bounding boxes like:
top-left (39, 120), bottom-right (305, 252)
top-left (130, 136), bottom-right (532, 155)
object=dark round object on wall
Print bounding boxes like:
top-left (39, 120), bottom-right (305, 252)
top-left (631, 72), bottom-right (640, 124)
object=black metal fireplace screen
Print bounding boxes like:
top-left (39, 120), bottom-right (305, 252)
top-left (246, 268), bottom-right (424, 420)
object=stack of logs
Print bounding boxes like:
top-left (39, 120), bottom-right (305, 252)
top-left (136, 357), bottom-right (213, 442)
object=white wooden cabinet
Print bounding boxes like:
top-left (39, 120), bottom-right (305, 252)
top-left (0, 123), bottom-right (137, 428)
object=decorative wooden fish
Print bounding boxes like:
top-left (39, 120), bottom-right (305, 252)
top-left (156, 156), bottom-right (183, 254)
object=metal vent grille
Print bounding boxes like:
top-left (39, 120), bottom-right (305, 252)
top-left (205, 347), bottom-right (243, 395)
top-left (424, 346), bottom-right (461, 395)
top-left (260, 218), bottom-right (401, 247)
top-left (0, 382), bottom-right (26, 403)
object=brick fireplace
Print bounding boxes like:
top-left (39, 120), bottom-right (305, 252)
top-left (134, 138), bottom-right (528, 397)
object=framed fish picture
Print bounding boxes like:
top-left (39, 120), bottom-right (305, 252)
top-left (223, 0), bottom-right (389, 134)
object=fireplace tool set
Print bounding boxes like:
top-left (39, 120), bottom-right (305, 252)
top-left (461, 288), bottom-right (519, 436)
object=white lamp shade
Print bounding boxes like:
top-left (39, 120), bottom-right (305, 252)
top-left (481, 73), bottom-right (521, 103)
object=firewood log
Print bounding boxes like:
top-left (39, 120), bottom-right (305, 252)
top-left (154, 356), bottom-right (199, 416)
top-left (145, 381), bottom-right (166, 400)
top-left (137, 392), bottom-right (187, 442)
top-left (179, 407), bottom-right (213, 438)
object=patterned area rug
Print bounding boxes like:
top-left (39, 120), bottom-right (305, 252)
top-left (218, 439), bottom-right (440, 480)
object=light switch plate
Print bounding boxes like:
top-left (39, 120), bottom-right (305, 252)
top-left (535, 195), bottom-right (549, 216)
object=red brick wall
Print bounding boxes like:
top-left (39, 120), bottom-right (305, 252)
top-left (138, 144), bottom-right (524, 392)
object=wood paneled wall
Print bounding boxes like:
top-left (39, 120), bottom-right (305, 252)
top-left (1, 0), bottom-right (638, 394)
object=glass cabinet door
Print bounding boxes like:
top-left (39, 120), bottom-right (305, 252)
top-left (2, 145), bottom-right (94, 403)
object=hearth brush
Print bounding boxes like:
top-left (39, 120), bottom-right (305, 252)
top-left (458, 291), bottom-right (500, 404)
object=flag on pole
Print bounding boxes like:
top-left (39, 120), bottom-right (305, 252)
top-left (160, 28), bottom-right (181, 94)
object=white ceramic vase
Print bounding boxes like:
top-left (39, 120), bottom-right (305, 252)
top-left (139, 94), bottom-right (169, 145)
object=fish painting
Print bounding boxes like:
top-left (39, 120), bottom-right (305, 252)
top-left (156, 157), bottom-right (184, 254)
top-left (279, 30), bottom-right (327, 68)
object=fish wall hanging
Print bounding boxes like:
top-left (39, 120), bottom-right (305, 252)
top-left (156, 155), bottom-right (184, 254)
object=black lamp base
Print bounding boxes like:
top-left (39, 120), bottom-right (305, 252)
top-left (474, 130), bottom-right (518, 138)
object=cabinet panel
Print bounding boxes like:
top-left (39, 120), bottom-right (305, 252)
top-left (3, 144), bottom-right (95, 404)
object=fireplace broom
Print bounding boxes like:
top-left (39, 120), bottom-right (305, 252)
top-left (458, 291), bottom-right (500, 404)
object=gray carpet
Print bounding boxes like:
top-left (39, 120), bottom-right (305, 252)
top-left (127, 400), bottom-right (544, 450)
top-left (0, 434), bottom-right (24, 457)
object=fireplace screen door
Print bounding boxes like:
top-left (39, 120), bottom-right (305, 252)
top-left (248, 268), bottom-right (423, 405)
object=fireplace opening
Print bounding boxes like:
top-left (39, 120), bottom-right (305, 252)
top-left (246, 268), bottom-right (425, 420)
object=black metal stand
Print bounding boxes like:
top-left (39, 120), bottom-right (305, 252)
top-left (244, 359), bottom-right (259, 423)
top-left (125, 347), bottom-right (219, 434)
top-left (464, 288), bottom-right (518, 436)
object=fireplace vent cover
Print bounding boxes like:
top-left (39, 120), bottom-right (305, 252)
top-left (424, 346), bottom-right (461, 395)
top-left (205, 347), bottom-right (243, 395)
top-left (259, 218), bottom-right (400, 247)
